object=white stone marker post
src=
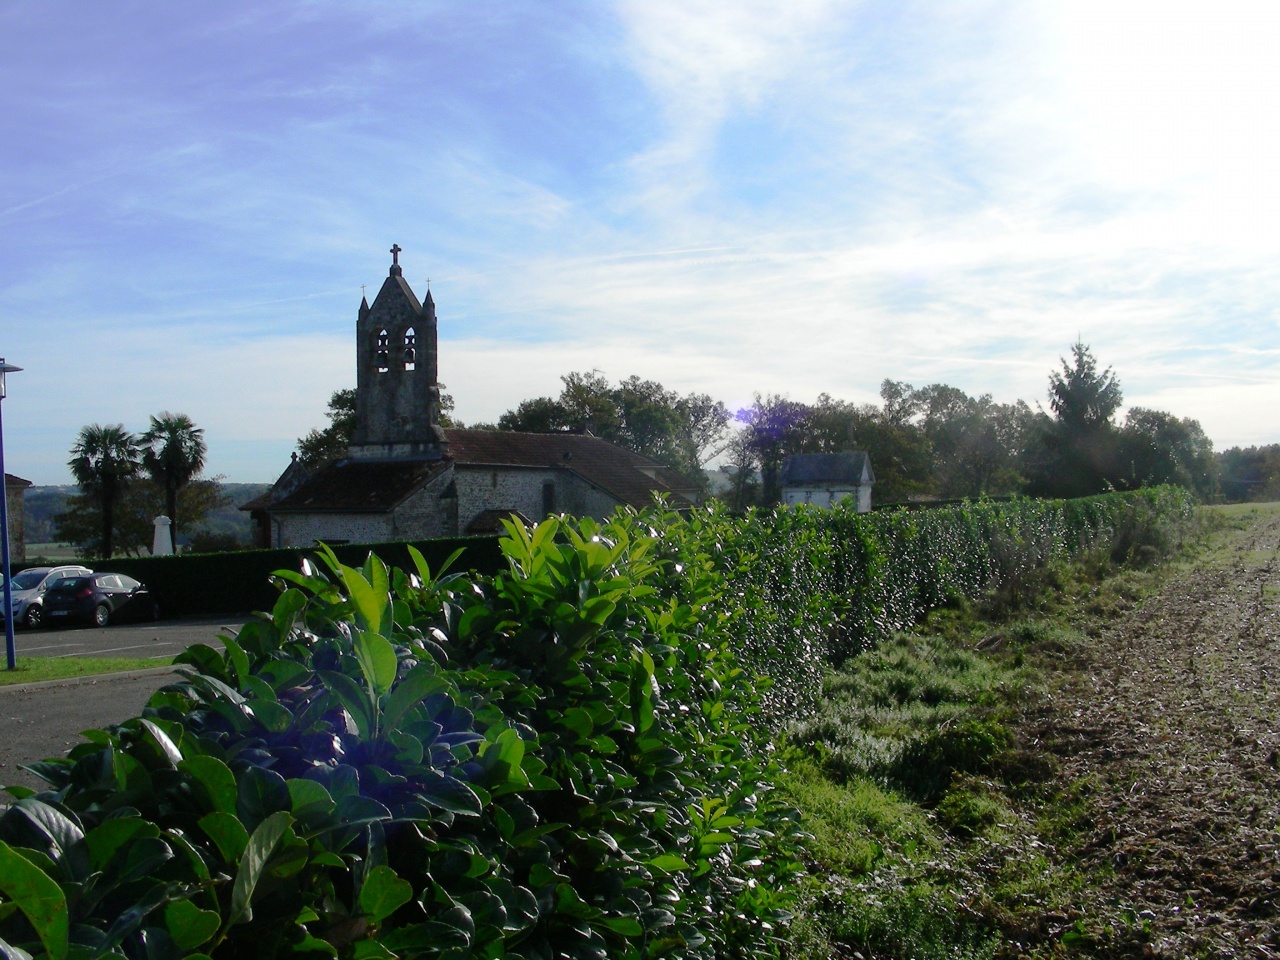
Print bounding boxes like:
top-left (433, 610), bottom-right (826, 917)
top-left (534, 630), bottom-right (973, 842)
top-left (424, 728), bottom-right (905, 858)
top-left (152, 516), bottom-right (174, 556)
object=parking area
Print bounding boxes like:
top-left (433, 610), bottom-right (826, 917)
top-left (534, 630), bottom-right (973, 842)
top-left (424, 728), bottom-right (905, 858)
top-left (6, 615), bottom-right (242, 661)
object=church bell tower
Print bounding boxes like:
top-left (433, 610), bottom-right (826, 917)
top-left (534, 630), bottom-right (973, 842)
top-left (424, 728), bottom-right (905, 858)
top-left (348, 245), bottom-right (448, 460)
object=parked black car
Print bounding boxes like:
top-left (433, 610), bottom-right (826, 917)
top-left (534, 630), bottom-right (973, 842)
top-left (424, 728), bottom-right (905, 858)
top-left (42, 573), bottom-right (160, 628)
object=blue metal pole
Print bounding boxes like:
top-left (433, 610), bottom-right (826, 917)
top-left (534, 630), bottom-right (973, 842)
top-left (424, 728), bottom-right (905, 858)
top-left (0, 385), bottom-right (15, 669)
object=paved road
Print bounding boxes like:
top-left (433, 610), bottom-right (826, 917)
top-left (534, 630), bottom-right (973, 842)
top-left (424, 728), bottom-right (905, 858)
top-left (9, 614), bottom-right (241, 661)
top-left (0, 616), bottom-right (244, 793)
top-left (0, 669), bottom-right (182, 792)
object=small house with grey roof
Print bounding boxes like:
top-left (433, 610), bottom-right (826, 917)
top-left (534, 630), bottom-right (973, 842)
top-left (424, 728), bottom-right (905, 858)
top-left (780, 451), bottom-right (874, 512)
top-left (243, 248), bottom-right (699, 548)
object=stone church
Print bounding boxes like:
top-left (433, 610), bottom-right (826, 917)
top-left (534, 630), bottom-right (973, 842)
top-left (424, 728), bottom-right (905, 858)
top-left (243, 247), bottom-right (698, 548)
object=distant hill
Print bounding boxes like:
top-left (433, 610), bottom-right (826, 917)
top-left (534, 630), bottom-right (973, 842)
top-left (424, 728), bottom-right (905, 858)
top-left (22, 482), bottom-right (270, 548)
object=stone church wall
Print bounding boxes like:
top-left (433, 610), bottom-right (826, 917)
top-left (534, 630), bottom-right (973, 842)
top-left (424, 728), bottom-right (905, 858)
top-left (276, 512), bottom-right (394, 548)
top-left (389, 472), bottom-right (457, 540)
top-left (455, 467), bottom-right (623, 529)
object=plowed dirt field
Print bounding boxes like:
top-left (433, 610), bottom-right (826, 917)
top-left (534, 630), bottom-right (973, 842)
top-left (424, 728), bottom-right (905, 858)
top-left (1025, 506), bottom-right (1280, 957)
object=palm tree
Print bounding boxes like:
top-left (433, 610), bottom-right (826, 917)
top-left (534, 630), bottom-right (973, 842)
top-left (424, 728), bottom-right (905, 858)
top-left (141, 412), bottom-right (207, 550)
top-left (68, 424), bottom-right (142, 559)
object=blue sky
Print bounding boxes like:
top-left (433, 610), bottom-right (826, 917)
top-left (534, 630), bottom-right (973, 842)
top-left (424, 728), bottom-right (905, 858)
top-left (3, 0), bottom-right (1279, 485)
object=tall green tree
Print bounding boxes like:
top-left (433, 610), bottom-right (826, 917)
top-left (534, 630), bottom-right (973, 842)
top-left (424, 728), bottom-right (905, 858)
top-left (140, 412), bottom-right (207, 548)
top-left (1027, 342), bottom-right (1124, 498)
top-left (67, 423), bottom-right (142, 559)
top-left (498, 396), bottom-right (573, 434)
top-left (1118, 408), bottom-right (1217, 499)
top-left (915, 385), bottom-right (1032, 497)
top-left (296, 388), bottom-right (356, 468)
top-left (498, 371), bottom-right (730, 488)
top-left (735, 394), bottom-right (812, 506)
top-left (1217, 444), bottom-right (1280, 502)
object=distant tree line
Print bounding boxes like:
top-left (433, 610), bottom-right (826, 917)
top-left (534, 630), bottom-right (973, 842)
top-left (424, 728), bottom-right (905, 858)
top-left (731, 343), bottom-right (1220, 508)
top-left (294, 341), bottom-right (1252, 513)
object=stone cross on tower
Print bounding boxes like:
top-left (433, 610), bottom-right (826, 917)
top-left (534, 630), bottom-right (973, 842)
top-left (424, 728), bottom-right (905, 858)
top-left (390, 244), bottom-right (402, 265)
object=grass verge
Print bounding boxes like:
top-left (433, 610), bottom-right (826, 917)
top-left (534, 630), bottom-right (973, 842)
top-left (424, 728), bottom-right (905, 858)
top-left (780, 503), bottom-right (1248, 959)
top-left (0, 655), bottom-right (173, 686)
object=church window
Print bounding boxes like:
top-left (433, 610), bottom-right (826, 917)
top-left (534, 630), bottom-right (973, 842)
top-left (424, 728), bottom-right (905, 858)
top-left (375, 329), bottom-right (390, 373)
top-left (542, 481), bottom-right (556, 516)
top-left (403, 327), bottom-right (416, 371)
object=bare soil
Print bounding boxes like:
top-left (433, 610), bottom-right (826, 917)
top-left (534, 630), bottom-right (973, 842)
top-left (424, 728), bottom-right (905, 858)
top-left (1025, 507), bottom-right (1280, 957)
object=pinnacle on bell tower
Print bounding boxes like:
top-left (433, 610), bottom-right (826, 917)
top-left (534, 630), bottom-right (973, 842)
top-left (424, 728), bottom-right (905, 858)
top-left (348, 245), bottom-right (447, 460)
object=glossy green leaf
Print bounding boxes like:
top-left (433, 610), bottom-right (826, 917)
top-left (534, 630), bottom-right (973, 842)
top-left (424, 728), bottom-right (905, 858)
top-left (164, 900), bottom-right (221, 952)
top-left (381, 663), bottom-right (450, 732)
top-left (173, 642), bottom-right (226, 680)
top-left (351, 940), bottom-right (395, 960)
top-left (221, 634), bottom-right (252, 688)
top-left (198, 812), bottom-right (249, 864)
top-left (338, 561), bottom-right (387, 635)
top-left (418, 774), bottom-right (484, 816)
top-left (358, 865), bottom-right (413, 923)
top-left (270, 587), bottom-right (309, 635)
top-left (96, 881), bottom-right (173, 955)
top-left (237, 767), bottom-right (291, 832)
top-left (119, 837), bottom-right (174, 881)
top-left (318, 669), bottom-right (375, 740)
top-left (353, 631), bottom-right (397, 697)
top-left (286, 779), bottom-right (335, 823)
top-left (0, 840), bottom-right (68, 960)
top-left (224, 811), bottom-right (294, 931)
top-left (378, 921), bottom-right (470, 952)
top-left (601, 915), bottom-right (643, 937)
top-left (333, 795), bottom-right (392, 830)
top-left (179, 756), bottom-right (237, 815)
top-left (84, 817), bottom-right (157, 872)
top-left (5, 799), bottom-right (86, 876)
top-left (248, 699), bottom-right (294, 733)
top-left (646, 854), bottom-right (690, 873)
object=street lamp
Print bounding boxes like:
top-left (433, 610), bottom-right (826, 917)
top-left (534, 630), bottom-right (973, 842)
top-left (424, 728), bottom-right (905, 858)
top-left (1, 358), bottom-right (21, 669)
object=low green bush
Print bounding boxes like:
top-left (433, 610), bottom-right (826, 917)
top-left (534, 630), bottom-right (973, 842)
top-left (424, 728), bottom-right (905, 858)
top-left (0, 512), bottom-right (802, 960)
top-left (0, 488), bottom-right (1196, 959)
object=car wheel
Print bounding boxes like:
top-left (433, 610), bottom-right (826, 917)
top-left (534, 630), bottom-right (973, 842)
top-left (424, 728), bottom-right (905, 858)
top-left (23, 605), bottom-right (44, 630)
top-left (93, 604), bottom-right (111, 628)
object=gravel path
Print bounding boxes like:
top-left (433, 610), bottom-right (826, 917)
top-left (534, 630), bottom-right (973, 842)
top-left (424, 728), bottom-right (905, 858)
top-left (1031, 509), bottom-right (1280, 957)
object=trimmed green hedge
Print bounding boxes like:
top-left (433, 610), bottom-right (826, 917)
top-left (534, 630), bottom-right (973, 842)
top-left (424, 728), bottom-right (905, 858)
top-left (0, 489), bottom-right (1193, 959)
top-left (2, 514), bottom-right (801, 960)
top-left (659, 486), bottom-right (1194, 721)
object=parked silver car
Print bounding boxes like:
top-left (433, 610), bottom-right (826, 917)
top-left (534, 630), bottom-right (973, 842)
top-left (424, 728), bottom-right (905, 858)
top-left (4, 565), bottom-right (94, 629)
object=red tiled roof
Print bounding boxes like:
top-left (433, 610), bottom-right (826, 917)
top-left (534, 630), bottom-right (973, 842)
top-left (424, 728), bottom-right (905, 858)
top-left (445, 429), bottom-right (695, 508)
top-left (248, 431), bottom-right (696, 517)
top-left (269, 458), bottom-right (449, 513)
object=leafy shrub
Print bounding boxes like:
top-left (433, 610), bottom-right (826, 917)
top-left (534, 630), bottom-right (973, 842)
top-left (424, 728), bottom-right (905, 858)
top-left (0, 512), bottom-right (802, 960)
top-left (0, 488), bottom-right (1195, 959)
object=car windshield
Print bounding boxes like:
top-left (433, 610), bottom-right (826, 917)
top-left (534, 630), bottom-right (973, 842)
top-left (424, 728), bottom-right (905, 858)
top-left (8, 570), bottom-right (49, 591)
